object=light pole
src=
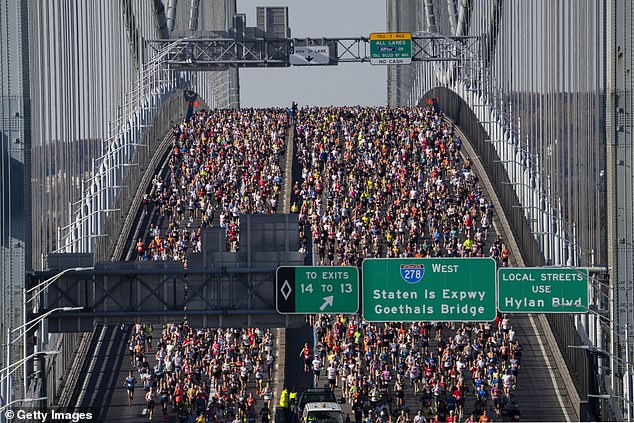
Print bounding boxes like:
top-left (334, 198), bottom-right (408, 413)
top-left (11, 307), bottom-right (83, 343)
top-left (569, 345), bottom-right (631, 370)
top-left (568, 309), bottom-right (633, 423)
top-left (0, 352), bottom-right (57, 422)
top-left (579, 271), bottom-right (627, 422)
top-left (2, 308), bottom-right (82, 406)
top-left (21, 267), bottom-right (92, 399)
top-left (10, 307), bottom-right (82, 402)
top-left (588, 394), bottom-right (634, 406)
top-left (587, 394), bottom-right (634, 421)
top-left (26, 267), bottom-right (93, 301)
top-left (0, 397), bottom-right (47, 414)
top-left (0, 352), bottom-right (59, 380)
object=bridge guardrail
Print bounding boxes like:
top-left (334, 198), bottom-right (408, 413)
top-left (95, 91), bottom-right (186, 261)
top-left (425, 86), bottom-right (595, 420)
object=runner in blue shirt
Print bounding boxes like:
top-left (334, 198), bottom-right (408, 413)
top-left (124, 371), bottom-right (136, 407)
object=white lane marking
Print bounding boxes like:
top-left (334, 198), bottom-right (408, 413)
top-left (528, 314), bottom-right (571, 422)
top-left (274, 328), bottom-right (283, 400)
top-left (76, 326), bottom-right (107, 406)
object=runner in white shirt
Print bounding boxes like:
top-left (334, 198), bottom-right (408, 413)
top-left (312, 357), bottom-right (323, 387)
top-left (326, 363), bottom-right (338, 389)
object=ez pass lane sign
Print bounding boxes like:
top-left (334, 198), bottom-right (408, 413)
top-left (289, 46), bottom-right (330, 65)
top-left (370, 32), bottom-right (412, 65)
top-left (362, 258), bottom-right (496, 322)
top-left (276, 266), bottom-right (359, 314)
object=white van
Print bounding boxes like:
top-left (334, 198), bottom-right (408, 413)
top-left (301, 402), bottom-right (344, 423)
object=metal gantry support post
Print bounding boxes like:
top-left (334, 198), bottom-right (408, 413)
top-left (607, 0), bottom-right (634, 420)
top-left (606, 0), bottom-right (620, 418)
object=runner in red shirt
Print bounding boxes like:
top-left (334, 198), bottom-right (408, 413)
top-left (299, 343), bottom-right (312, 374)
top-left (453, 385), bottom-right (465, 419)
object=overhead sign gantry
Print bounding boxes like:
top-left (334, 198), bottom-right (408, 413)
top-left (146, 32), bottom-right (480, 70)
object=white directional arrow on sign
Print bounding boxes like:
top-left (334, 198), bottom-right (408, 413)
top-left (319, 296), bottom-right (334, 311)
top-left (290, 46), bottom-right (330, 65)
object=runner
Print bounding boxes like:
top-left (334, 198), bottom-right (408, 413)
top-left (128, 105), bottom-right (525, 423)
top-left (124, 371), bottom-right (136, 407)
top-left (159, 382), bottom-right (170, 418)
top-left (312, 355), bottom-right (323, 387)
top-left (478, 409), bottom-right (492, 422)
top-left (146, 386), bottom-right (157, 421)
top-left (299, 343), bottom-right (312, 374)
top-left (326, 361), bottom-right (338, 389)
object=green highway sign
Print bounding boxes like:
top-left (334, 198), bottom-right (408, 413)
top-left (498, 267), bottom-right (588, 313)
top-left (362, 258), bottom-right (496, 322)
top-left (276, 266), bottom-right (359, 314)
top-left (370, 32), bottom-right (412, 65)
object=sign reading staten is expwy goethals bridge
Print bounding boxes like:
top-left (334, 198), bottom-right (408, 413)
top-left (362, 258), bottom-right (496, 322)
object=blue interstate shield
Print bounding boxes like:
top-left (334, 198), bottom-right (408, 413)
top-left (400, 264), bottom-right (425, 284)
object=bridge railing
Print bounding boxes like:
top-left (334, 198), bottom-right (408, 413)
top-left (96, 92), bottom-right (187, 261)
top-left (423, 86), bottom-right (602, 420)
top-left (547, 313), bottom-right (601, 420)
top-left (54, 47), bottom-right (188, 256)
top-left (410, 35), bottom-right (582, 269)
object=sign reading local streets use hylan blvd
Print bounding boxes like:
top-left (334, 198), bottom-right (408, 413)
top-left (362, 258), bottom-right (497, 322)
top-left (276, 266), bottom-right (359, 314)
top-left (498, 267), bottom-right (588, 313)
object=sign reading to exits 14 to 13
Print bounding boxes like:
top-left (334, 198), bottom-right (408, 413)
top-left (276, 266), bottom-right (359, 314)
top-left (498, 267), bottom-right (588, 313)
top-left (369, 32), bottom-right (412, 65)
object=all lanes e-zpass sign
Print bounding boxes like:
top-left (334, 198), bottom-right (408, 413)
top-left (362, 258), bottom-right (496, 322)
top-left (498, 267), bottom-right (588, 313)
top-left (369, 32), bottom-right (412, 65)
top-left (276, 266), bottom-right (359, 314)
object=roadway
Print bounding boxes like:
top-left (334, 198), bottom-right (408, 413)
top-left (456, 122), bottom-right (579, 421)
top-left (66, 325), bottom-right (131, 421)
top-left (280, 117), bottom-right (579, 423)
top-left (64, 111), bottom-right (299, 422)
top-left (62, 111), bottom-right (579, 422)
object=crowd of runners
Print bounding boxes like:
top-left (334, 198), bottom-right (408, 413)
top-left (292, 106), bottom-right (509, 267)
top-left (135, 108), bottom-right (288, 261)
top-left (292, 106), bottom-right (520, 422)
top-left (125, 322), bottom-right (277, 422)
top-left (126, 105), bottom-right (520, 422)
top-left (306, 314), bottom-right (521, 422)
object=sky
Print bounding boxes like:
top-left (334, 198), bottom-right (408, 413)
top-left (236, 0), bottom-right (386, 107)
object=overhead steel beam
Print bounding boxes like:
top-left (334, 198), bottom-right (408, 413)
top-left (30, 266), bottom-right (297, 329)
top-left (146, 34), bottom-right (480, 70)
top-left (33, 267), bottom-right (278, 277)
